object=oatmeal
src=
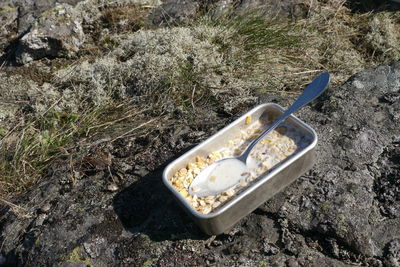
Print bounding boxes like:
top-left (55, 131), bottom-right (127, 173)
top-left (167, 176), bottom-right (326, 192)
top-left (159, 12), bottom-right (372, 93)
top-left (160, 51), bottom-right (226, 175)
top-left (169, 115), bottom-right (311, 214)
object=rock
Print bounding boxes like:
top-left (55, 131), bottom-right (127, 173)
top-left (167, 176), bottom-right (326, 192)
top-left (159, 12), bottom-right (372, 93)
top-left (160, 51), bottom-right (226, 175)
top-left (209, 0), bottom-right (236, 19)
top-left (106, 183), bottom-right (119, 192)
top-left (83, 237), bottom-right (105, 258)
top-left (17, 0), bottom-right (59, 35)
top-left (14, 0), bottom-right (83, 34)
top-left (39, 203), bottom-right (52, 213)
top-left (34, 214), bottom-right (48, 227)
top-left (0, 255), bottom-right (6, 265)
top-left (0, 2), bottom-right (18, 38)
top-left (15, 3), bottom-right (85, 64)
top-left (262, 239), bottom-right (279, 255)
top-left (386, 239), bottom-right (400, 266)
top-left (263, 62), bottom-right (400, 258)
top-left (235, 0), bottom-right (307, 20)
top-left (148, 0), bottom-right (200, 26)
top-left (0, 1), bottom-right (18, 58)
top-left (1, 0), bottom-right (399, 265)
top-left (1, 0), bottom-right (151, 38)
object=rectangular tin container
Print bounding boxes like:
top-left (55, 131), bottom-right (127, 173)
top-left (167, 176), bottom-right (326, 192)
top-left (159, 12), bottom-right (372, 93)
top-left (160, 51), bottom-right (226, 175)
top-left (162, 103), bottom-right (317, 235)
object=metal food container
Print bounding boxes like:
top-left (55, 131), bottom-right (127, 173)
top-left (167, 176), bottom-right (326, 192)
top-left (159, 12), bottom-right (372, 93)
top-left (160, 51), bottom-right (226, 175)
top-left (162, 103), bottom-right (317, 235)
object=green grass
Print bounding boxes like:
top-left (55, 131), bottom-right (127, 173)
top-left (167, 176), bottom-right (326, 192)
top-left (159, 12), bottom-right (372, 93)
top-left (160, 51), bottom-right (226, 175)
top-left (223, 12), bottom-right (299, 51)
top-left (1, 110), bottom-right (86, 195)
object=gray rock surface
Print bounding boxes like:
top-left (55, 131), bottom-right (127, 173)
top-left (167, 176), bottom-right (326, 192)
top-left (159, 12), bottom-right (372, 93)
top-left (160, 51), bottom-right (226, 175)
top-left (0, 62), bottom-right (399, 266)
top-left (258, 62), bottom-right (400, 261)
top-left (15, 0), bottom-right (83, 34)
top-left (208, 0), bottom-right (236, 18)
top-left (0, 0), bottom-right (161, 64)
top-left (235, 0), bottom-right (307, 20)
top-left (0, 0), bottom-right (84, 63)
top-left (148, 0), bottom-right (200, 26)
top-left (0, 2), bottom-right (18, 38)
top-left (0, 1), bottom-right (18, 59)
top-left (15, 3), bottom-right (85, 64)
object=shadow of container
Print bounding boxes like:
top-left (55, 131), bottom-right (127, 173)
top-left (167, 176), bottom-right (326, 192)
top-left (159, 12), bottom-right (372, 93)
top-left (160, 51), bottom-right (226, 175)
top-left (112, 157), bottom-right (209, 242)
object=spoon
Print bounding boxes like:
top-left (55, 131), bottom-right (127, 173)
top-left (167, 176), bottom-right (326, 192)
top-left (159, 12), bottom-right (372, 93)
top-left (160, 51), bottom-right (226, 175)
top-left (189, 72), bottom-right (330, 197)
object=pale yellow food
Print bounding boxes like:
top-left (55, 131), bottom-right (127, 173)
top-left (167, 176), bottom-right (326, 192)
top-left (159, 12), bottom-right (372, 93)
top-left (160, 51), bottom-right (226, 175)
top-left (245, 115), bottom-right (252, 125)
top-left (169, 117), bottom-right (310, 214)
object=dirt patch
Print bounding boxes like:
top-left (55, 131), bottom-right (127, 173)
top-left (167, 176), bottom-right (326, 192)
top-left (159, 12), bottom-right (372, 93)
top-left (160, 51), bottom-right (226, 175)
top-left (6, 64), bottom-right (54, 85)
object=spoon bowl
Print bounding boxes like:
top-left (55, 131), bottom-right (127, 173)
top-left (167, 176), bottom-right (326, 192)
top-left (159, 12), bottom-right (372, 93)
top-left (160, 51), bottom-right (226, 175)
top-left (189, 158), bottom-right (248, 197)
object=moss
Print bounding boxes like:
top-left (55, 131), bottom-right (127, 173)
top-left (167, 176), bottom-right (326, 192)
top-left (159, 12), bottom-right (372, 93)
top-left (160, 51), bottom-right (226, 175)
top-left (338, 224), bottom-right (348, 234)
top-left (66, 247), bottom-right (93, 267)
top-left (40, 7), bottom-right (59, 19)
top-left (143, 258), bottom-right (157, 266)
top-left (337, 214), bottom-right (348, 234)
top-left (35, 235), bottom-right (41, 245)
top-left (320, 202), bottom-right (331, 212)
top-left (0, 127), bottom-right (7, 138)
top-left (259, 261), bottom-right (268, 267)
top-left (55, 3), bottom-right (400, 118)
top-left (0, 6), bottom-right (17, 14)
top-left (304, 209), bottom-right (313, 221)
top-left (99, 35), bottom-right (120, 49)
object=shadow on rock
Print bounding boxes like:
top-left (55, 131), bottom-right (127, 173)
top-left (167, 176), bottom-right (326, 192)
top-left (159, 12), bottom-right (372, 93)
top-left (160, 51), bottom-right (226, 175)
top-left (112, 158), bottom-right (209, 242)
top-left (345, 0), bottom-right (400, 13)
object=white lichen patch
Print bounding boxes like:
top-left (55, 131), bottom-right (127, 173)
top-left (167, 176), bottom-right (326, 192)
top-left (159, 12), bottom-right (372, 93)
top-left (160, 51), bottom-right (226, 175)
top-left (56, 25), bottom-right (257, 113)
top-left (0, 73), bottom-right (62, 121)
top-left (364, 12), bottom-right (400, 61)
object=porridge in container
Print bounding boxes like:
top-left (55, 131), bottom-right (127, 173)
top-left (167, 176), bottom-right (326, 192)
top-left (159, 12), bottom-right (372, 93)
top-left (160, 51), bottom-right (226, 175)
top-left (163, 103), bottom-right (317, 235)
top-left (168, 112), bottom-right (312, 215)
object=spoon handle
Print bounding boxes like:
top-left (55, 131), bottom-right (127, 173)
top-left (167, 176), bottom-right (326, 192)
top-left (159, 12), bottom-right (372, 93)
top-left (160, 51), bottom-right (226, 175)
top-left (238, 72), bottom-right (330, 162)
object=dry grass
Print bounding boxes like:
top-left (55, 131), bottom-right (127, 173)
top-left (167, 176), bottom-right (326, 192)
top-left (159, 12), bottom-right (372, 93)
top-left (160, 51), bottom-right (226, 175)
top-left (100, 5), bottom-right (147, 34)
top-left (0, 101), bottom-right (153, 198)
top-left (204, 0), bottom-right (400, 91)
top-left (266, 0), bottom-right (400, 88)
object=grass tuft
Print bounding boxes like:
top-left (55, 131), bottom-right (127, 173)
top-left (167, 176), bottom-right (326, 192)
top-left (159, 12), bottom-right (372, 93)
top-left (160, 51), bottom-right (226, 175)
top-left (0, 102), bottom-right (151, 198)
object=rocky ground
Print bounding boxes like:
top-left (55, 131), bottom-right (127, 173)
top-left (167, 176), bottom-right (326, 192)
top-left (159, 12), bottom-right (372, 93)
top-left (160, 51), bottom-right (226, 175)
top-left (0, 0), bottom-right (400, 266)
